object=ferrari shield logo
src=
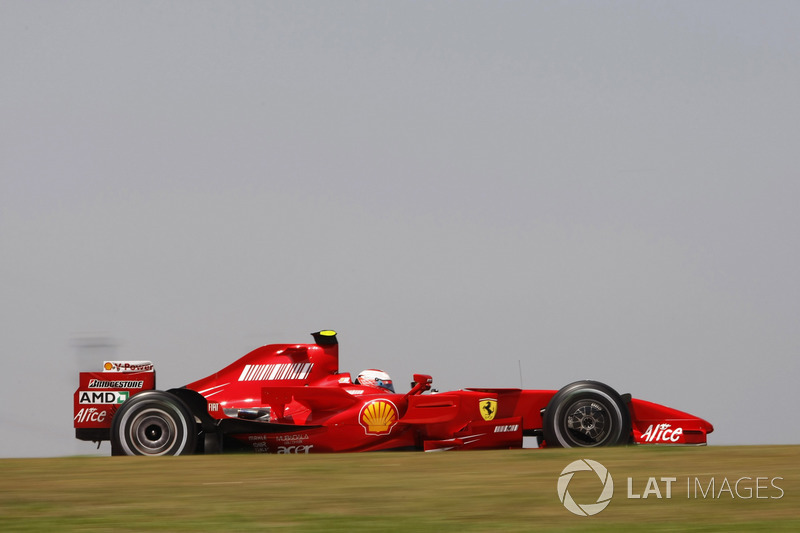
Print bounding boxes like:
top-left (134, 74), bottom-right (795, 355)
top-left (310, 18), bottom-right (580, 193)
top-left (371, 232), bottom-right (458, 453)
top-left (479, 398), bottom-right (497, 421)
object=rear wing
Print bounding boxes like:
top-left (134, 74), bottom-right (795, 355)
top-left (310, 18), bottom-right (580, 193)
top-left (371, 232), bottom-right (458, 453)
top-left (74, 361), bottom-right (156, 443)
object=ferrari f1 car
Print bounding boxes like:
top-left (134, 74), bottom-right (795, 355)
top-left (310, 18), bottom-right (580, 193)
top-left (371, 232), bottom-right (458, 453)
top-left (74, 331), bottom-right (713, 455)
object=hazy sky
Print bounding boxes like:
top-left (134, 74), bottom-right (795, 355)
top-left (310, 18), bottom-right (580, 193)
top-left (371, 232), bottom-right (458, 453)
top-left (2, 1), bottom-right (798, 457)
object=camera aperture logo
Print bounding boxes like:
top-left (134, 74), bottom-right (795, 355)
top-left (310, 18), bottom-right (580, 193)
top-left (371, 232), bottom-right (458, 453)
top-left (557, 459), bottom-right (614, 516)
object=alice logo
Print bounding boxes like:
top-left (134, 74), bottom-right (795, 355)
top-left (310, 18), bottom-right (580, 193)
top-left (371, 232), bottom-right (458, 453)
top-left (359, 399), bottom-right (399, 435)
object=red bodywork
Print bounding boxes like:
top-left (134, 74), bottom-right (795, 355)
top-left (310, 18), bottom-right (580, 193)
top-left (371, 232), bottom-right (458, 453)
top-left (74, 332), bottom-right (713, 453)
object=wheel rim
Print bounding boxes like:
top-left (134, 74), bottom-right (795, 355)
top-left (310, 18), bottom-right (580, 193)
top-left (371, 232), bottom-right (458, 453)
top-left (562, 399), bottom-right (613, 446)
top-left (128, 408), bottom-right (178, 455)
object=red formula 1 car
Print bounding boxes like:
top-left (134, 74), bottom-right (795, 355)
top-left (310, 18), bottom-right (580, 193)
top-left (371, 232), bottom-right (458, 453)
top-left (74, 331), bottom-right (713, 455)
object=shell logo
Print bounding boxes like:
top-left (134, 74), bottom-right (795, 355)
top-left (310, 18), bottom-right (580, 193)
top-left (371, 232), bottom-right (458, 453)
top-left (103, 362), bottom-right (113, 371)
top-left (358, 399), bottom-right (399, 436)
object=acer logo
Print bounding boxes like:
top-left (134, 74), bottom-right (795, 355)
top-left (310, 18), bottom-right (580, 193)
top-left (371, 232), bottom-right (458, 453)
top-left (277, 445), bottom-right (313, 454)
top-left (641, 423), bottom-right (683, 443)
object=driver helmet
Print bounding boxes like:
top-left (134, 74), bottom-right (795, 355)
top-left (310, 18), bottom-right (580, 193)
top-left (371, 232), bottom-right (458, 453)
top-left (356, 369), bottom-right (395, 393)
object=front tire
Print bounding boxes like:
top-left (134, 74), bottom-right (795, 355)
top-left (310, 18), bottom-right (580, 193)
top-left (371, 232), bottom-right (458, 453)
top-left (111, 391), bottom-right (197, 456)
top-left (543, 380), bottom-right (631, 447)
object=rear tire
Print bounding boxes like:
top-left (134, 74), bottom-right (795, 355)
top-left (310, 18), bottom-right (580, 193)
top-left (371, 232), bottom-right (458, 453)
top-left (110, 391), bottom-right (197, 456)
top-left (203, 431), bottom-right (223, 454)
top-left (543, 380), bottom-right (631, 447)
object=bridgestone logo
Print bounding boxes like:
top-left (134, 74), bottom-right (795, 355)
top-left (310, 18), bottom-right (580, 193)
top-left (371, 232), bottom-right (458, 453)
top-left (88, 379), bottom-right (145, 389)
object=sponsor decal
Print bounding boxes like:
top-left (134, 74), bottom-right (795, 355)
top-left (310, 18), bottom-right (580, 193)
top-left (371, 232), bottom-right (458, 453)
top-left (74, 407), bottom-right (109, 424)
top-left (208, 402), bottom-right (219, 412)
top-left (479, 398), bottom-right (497, 421)
top-left (237, 363), bottom-right (314, 382)
top-left (494, 424), bottom-right (519, 433)
top-left (277, 445), bottom-right (313, 454)
top-left (558, 459), bottom-right (614, 516)
top-left (248, 433), bottom-right (310, 444)
top-left (641, 423), bottom-right (684, 443)
top-left (78, 391), bottom-right (129, 405)
top-left (359, 399), bottom-right (399, 436)
top-left (247, 439), bottom-right (315, 454)
top-left (345, 388), bottom-right (365, 395)
top-left (88, 379), bottom-right (144, 389)
top-left (102, 361), bottom-right (154, 372)
top-left (273, 433), bottom-right (310, 443)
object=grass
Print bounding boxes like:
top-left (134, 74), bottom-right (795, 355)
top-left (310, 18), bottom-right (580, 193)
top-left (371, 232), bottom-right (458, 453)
top-left (0, 446), bottom-right (798, 531)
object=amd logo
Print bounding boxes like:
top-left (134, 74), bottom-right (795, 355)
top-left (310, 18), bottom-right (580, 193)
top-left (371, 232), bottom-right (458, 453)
top-left (78, 391), bottom-right (129, 405)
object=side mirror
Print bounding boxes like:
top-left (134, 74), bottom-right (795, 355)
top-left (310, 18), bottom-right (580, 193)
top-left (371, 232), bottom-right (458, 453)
top-left (406, 374), bottom-right (433, 397)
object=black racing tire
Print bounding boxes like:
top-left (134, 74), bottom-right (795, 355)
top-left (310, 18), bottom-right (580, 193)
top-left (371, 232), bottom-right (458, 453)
top-left (203, 431), bottom-right (223, 454)
top-left (543, 380), bottom-right (631, 448)
top-left (110, 391), bottom-right (197, 456)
